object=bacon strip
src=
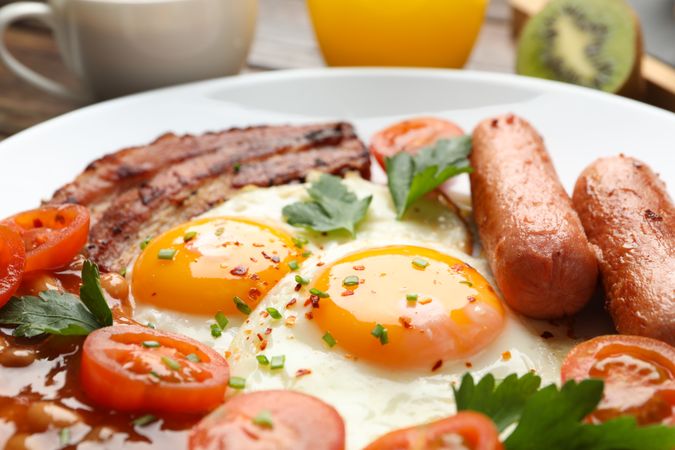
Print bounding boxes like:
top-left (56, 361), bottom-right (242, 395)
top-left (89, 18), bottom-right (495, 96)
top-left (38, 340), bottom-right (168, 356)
top-left (48, 122), bottom-right (370, 272)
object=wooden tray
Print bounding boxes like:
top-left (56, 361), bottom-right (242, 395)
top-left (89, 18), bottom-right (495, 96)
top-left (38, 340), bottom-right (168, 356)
top-left (510, 0), bottom-right (675, 112)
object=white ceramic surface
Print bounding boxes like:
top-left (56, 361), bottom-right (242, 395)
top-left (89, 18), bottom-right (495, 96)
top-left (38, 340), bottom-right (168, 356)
top-left (0, 68), bottom-right (673, 217)
top-left (0, 0), bottom-right (257, 100)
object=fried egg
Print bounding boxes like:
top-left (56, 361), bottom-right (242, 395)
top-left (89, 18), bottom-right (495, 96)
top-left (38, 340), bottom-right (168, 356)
top-left (129, 174), bottom-right (472, 355)
top-left (225, 239), bottom-right (585, 449)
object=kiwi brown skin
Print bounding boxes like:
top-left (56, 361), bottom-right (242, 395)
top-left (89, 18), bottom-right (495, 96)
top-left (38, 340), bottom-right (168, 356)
top-left (516, 0), bottom-right (644, 98)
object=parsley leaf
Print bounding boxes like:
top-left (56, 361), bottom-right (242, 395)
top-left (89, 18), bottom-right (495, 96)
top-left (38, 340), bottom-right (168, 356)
top-left (80, 260), bottom-right (113, 327)
top-left (0, 260), bottom-right (113, 337)
top-left (504, 379), bottom-right (675, 450)
top-left (454, 372), bottom-right (541, 432)
top-left (0, 291), bottom-right (100, 337)
top-left (386, 136), bottom-right (473, 218)
top-left (454, 373), bottom-right (675, 450)
top-left (282, 174), bottom-right (372, 236)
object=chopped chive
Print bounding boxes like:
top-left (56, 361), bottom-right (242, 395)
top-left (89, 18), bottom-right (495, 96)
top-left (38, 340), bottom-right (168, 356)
top-left (210, 323), bottom-right (222, 338)
top-left (59, 427), bottom-right (70, 446)
top-left (229, 376), bottom-right (246, 389)
top-left (233, 296), bottom-right (252, 315)
top-left (215, 311), bottom-right (229, 329)
top-left (270, 355), bottom-right (285, 370)
top-left (256, 355), bottom-right (270, 365)
top-left (139, 236), bottom-right (152, 250)
top-left (119, 267), bottom-right (127, 277)
top-left (294, 275), bottom-right (309, 285)
top-left (186, 353), bottom-right (201, 363)
top-left (142, 340), bottom-right (161, 348)
top-left (233, 162), bottom-right (242, 173)
top-left (252, 410), bottom-right (274, 428)
top-left (406, 293), bottom-right (418, 301)
top-left (371, 324), bottom-right (389, 345)
top-left (412, 258), bottom-right (429, 269)
top-left (149, 370), bottom-right (161, 379)
top-left (183, 231), bottom-right (197, 242)
top-left (214, 227), bottom-right (224, 237)
top-left (132, 414), bottom-right (157, 427)
top-left (322, 332), bottom-right (337, 348)
top-left (288, 260), bottom-right (300, 271)
top-left (162, 356), bottom-right (181, 371)
top-left (459, 280), bottom-right (474, 287)
top-left (302, 250), bottom-right (312, 258)
top-left (157, 248), bottom-right (177, 260)
top-left (292, 236), bottom-right (308, 248)
top-left (266, 307), bottom-right (282, 319)
top-left (342, 275), bottom-right (359, 286)
top-left (309, 288), bottom-right (329, 298)
top-left (146, 322), bottom-right (156, 329)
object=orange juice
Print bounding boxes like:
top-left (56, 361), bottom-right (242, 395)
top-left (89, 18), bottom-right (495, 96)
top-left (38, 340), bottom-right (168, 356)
top-left (307, 0), bottom-right (489, 68)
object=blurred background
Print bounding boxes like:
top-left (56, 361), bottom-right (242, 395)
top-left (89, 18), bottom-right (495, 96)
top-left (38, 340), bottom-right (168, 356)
top-left (0, 0), bottom-right (672, 142)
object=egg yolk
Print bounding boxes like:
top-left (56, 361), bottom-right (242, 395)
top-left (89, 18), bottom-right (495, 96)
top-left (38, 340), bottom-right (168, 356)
top-left (131, 217), bottom-right (303, 315)
top-left (311, 246), bottom-right (505, 369)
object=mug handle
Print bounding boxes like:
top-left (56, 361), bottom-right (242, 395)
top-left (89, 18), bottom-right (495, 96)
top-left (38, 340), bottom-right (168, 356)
top-left (0, 2), bottom-right (90, 101)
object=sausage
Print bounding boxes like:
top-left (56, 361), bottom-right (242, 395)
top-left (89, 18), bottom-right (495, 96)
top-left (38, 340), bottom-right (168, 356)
top-left (189, 390), bottom-right (346, 450)
top-left (470, 114), bottom-right (598, 319)
top-left (572, 155), bottom-right (675, 345)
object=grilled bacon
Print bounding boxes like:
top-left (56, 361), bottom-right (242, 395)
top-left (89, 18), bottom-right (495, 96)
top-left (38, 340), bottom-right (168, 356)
top-left (48, 122), bottom-right (370, 272)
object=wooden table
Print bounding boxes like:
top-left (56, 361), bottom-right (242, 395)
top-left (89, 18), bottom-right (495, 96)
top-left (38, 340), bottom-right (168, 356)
top-left (0, 0), bottom-right (514, 141)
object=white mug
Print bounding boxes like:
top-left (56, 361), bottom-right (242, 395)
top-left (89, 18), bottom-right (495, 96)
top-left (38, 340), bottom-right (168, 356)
top-left (0, 0), bottom-right (257, 100)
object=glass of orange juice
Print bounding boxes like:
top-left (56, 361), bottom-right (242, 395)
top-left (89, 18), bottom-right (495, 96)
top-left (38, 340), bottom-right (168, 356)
top-left (307, 0), bottom-right (489, 68)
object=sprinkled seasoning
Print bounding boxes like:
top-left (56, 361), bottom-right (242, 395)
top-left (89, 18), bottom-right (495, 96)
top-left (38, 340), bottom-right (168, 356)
top-left (183, 231), bottom-right (197, 242)
top-left (292, 236), bottom-right (308, 248)
top-left (371, 324), bottom-right (389, 345)
top-left (157, 248), bottom-right (177, 260)
top-left (230, 265), bottom-right (248, 276)
top-left (412, 258), bottom-right (429, 269)
top-left (233, 296), bottom-right (252, 315)
top-left (459, 280), bottom-right (473, 287)
top-left (309, 288), bottom-right (329, 298)
top-left (322, 332), bottom-right (337, 347)
top-left (288, 260), bottom-right (300, 271)
top-left (295, 368), bottom-right (312, 378)
top-left (406, 293), bottom-right (418, 302)
top-left (266, 307), bottom-right (282, 319)
top-left (295, 275), bottom-right (309, 285)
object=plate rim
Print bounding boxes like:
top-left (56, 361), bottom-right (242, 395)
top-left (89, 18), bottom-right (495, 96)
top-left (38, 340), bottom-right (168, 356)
top-left (2, 67), bottom-right (673, 149)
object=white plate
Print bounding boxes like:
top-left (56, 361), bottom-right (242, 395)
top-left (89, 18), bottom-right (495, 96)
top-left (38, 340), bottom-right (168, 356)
top-left (0, 68), bottom-right (673, 217)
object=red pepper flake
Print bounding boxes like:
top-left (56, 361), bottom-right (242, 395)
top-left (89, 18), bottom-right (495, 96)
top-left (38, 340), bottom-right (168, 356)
top-left (261, 251), bottom-right (272, 260)
top-left (250, 257), bottom-right (258, 263)
top-left (265, 327), bottom-right (272, 335)
top-left (230, 265), bottom-right (248, 276)
top-left (398, 316), bottom-right (413, 329)
top-left (316, 261), bottom-right (325, 267)
top-left (286, 298), bottom-right (297, 308)
top-left (540, 331), bottom-right (554, 339)
top-left (261, 310), bottom-right (269, 318)
top-left (431, 360), bottom-right (443, 371)
top-left (353, 265), bottom-right (365, 271)
top-left (248, 288), bottom-right (261, 300)
top-left (260, 340), bottom-right (268, 350)
top-left (341, 290), bottom-right (354, 297)
top-left (450, 263), bottom-right (464, 272)
top-left (225, 351), bottom-right (232, 358)
top-left (271, 255), bottom-right (280, 263)
top-left (295, 369), bottom-right (312, 378)
top-left (506, 114), bottom-right (515, 124)
top-left (303, 298), bottom-right (312, 307)
top-left (310, 295), bottom-right (321, 308)
top-left (253, 243), bottom-right (264, 247)
top-left (467, 296), bottom-right (476, 303)
top-left (294, 283), bottom-right (301, 292)
top-left (305, 311), bottom-right (313, 320)
top-left (250, 273), bottom-right (260, 281)
top-left (465, 361), bottom-right (473, 368)
top-left (501, 351), bottom-right (512, 361)
top-left (644, 209), bottom-right (663, 222)
top-left (256, 333), bottom-right (264, 342)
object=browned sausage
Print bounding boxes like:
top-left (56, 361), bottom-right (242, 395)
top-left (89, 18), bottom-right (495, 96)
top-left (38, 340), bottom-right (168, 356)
top-left (572, 155), bottom-right (675, 345)
top-left (470, 114), bottom-right (598, 319)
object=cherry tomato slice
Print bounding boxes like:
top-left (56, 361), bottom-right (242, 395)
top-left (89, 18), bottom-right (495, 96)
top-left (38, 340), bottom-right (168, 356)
top-left (81, 325), bottom-right (229, 414)
top-left (189, 390), bottom-right (346, 450)
top-left (370, 117), bottom-right (465, 169)
top-left (2, 204), bottom-right (90, 273)
top-left (0, 225), bottom-right (26, 307)
top-left (561, 335), bottom-right (675, 425)
top-left (364, 411), bottom-right (503, 450)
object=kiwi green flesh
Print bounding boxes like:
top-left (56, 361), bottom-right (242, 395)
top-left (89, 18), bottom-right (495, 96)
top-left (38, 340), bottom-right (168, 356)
top-left (516, 0), bottom-right (636, 93)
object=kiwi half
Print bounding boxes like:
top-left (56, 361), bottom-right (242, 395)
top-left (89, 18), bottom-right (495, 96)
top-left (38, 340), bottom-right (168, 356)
top-left (516, 0), bottom-right (643, 96)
